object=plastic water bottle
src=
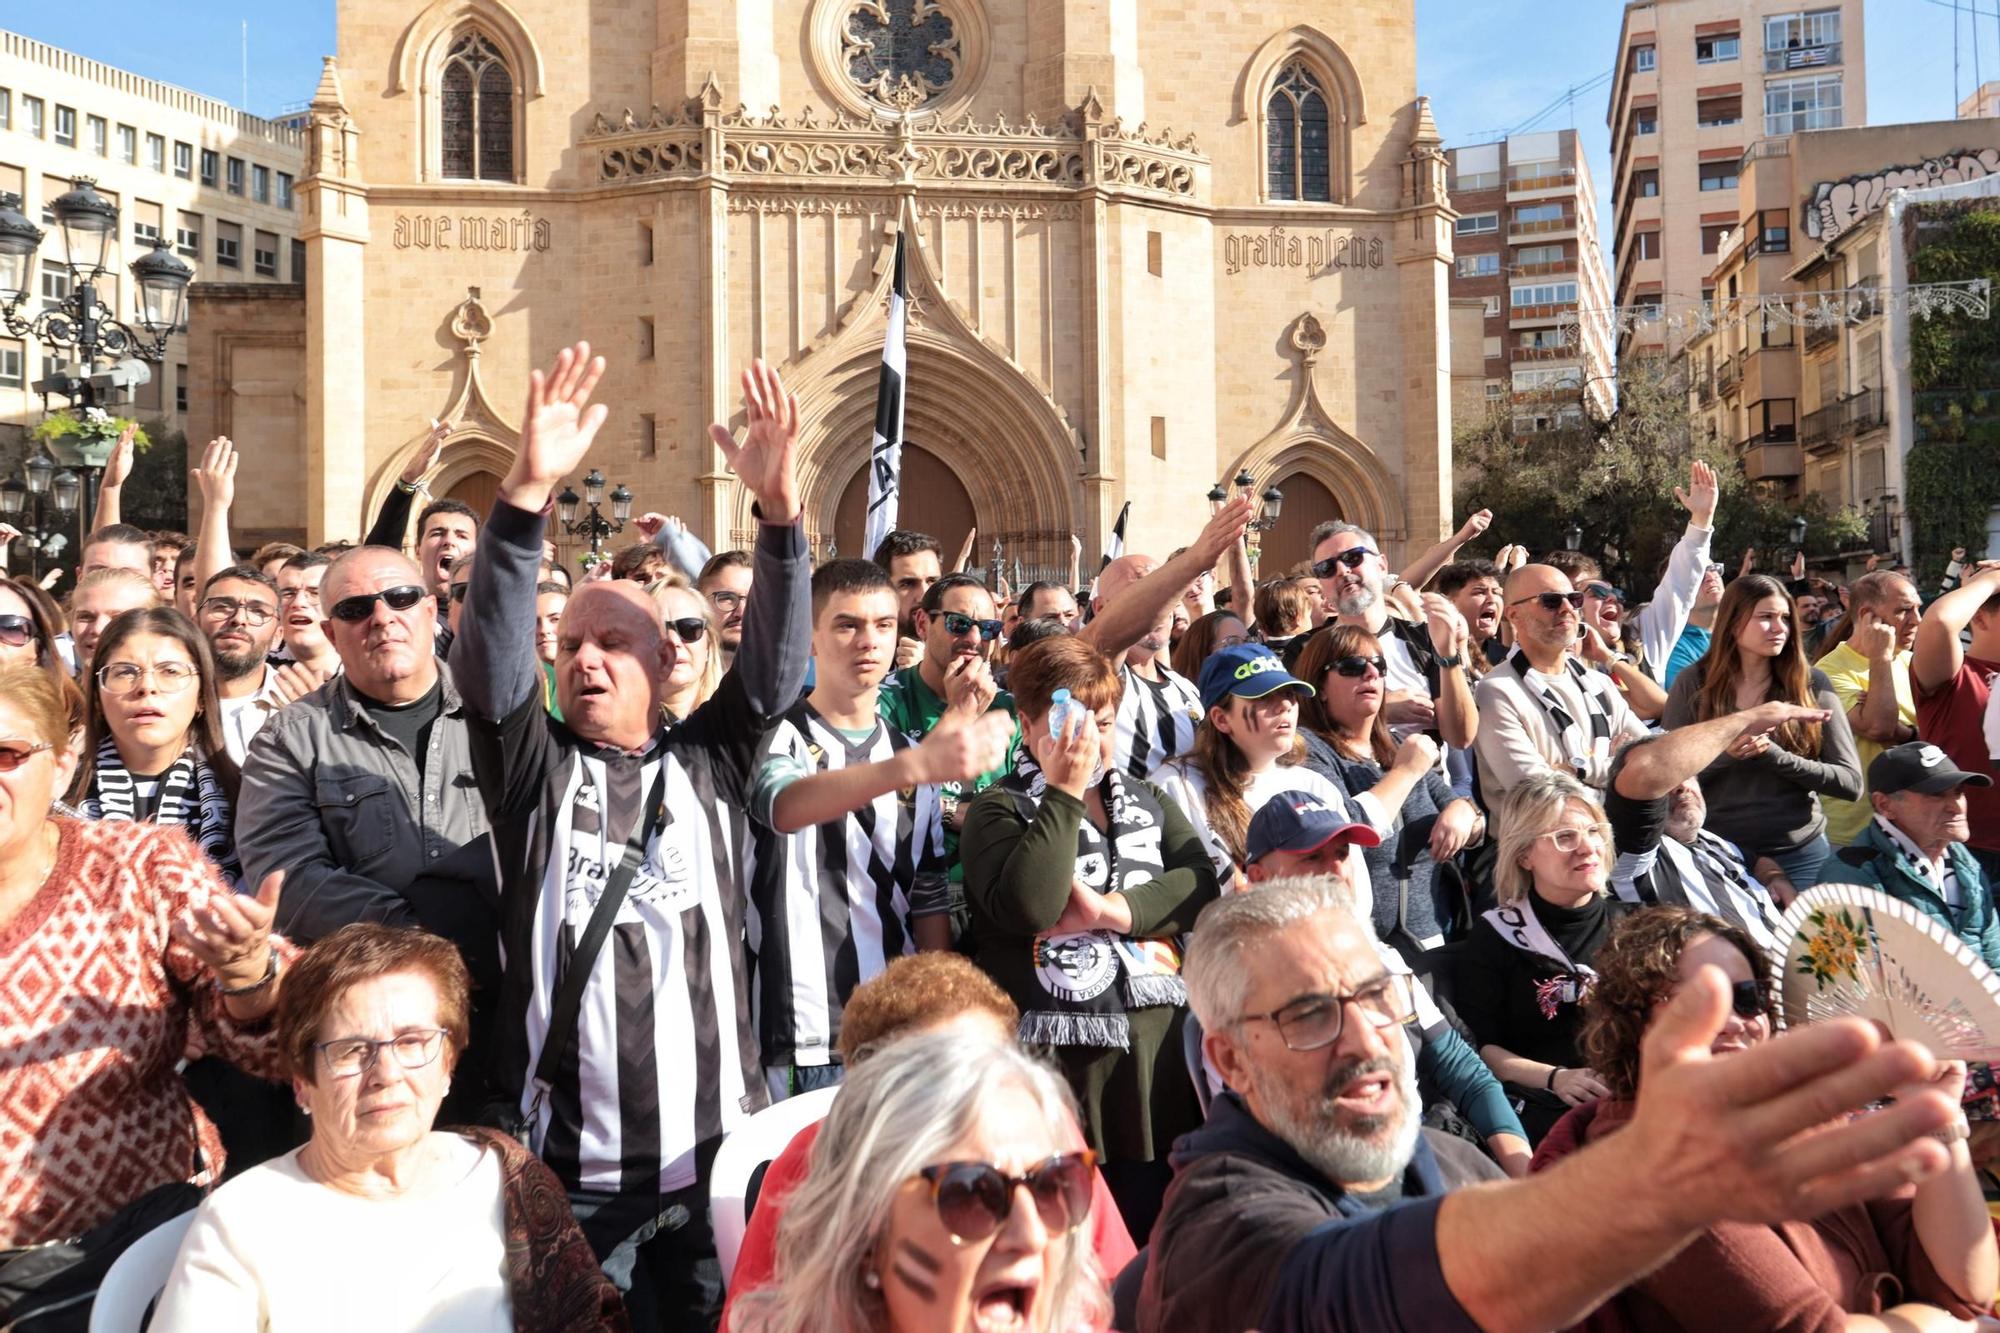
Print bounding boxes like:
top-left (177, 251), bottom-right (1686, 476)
top-left (1048, 688), bottom-right (1074, 739)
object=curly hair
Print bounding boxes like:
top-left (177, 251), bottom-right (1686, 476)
top-left (1579, 906), bottom-right (1769, 1099)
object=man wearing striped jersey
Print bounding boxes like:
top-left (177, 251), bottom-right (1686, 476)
top-left (748, 559), bottom-right (1013, 1098)
top-left (453, 345), bottom-right (809, 1327)
top-left (1078, 497), bottom-right (1254, 779)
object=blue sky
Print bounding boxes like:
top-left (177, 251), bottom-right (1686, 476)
top-left (3, 2), bottom-right (1989, 207)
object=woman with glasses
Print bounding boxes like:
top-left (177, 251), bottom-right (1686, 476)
top-left (0, 574), bottom-right (65, 686)
top-left (0, 665), bottom-right (289, 1289)
top-left (150, 923), bottom-right (626, 1332)
top-left (1457, 771), bottom-right (1635, 1144)
top-left (1168, 608), bottom-right (1249, 682)
top-left (71, 606), bottom-right (244, 885)
top-left (1295, 625), bottom-right (1484, 952)
top-left (1662, 573), bottom-right (1862, 893)
top-left (732, 1029), bottom-right (1108, 1333)
top-left (651, 574), bottom-right (722, 725)
top-left (1531, 907), bottom-right (1995, 1330)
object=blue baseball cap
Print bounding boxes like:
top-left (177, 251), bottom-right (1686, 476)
top-left (1245, 791), bottom-right (1381, 864)
top-left (1197, 643), bottom-right (1315, 713)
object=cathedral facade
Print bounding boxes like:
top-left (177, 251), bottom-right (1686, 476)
top-left (224, 0), bottom-right (1454, 572)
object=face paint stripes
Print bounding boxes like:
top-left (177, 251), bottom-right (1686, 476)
top-left (891, 1238), bottom-right (942, 1301)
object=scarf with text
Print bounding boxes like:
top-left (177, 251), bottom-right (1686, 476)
top-left (1481, 896), bottom-right (1599, 1020)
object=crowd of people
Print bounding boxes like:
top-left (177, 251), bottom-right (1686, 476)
top-left (4, 340), bottom-right (2000, 1332)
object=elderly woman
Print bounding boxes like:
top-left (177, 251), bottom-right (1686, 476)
top-left (1533, 907), bottom-right (1996, 1331)
top-left (960, 634), bottom-right (1218, 1242)
top-left (151, 923), bottom-right (626, 1332)
top-left (1457, 771), bottom-right (1636, 1144)
top-left (71, 606), bottom-right (243, 883)
top-left (0, 665), bottom-right (287, 1292)
top-left (652, 575), bottom-right (723, 725)
top-left (732, 1031), bottom-right (1108, 1333)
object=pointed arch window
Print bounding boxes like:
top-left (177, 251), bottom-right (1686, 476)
top-left (1267, 62), bottom-right (1333, 203)
top-left (441, 33), bottom-right (514, 181)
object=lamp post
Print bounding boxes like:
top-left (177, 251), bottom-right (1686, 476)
top-left (1564, 522), bottom-right (1584, 552)
top-left (555, 468), bottom-right (633, 562)
top-left (0, 450), bottom-right (79, 581)
top-left (0, 179), bottom-right (193, 531)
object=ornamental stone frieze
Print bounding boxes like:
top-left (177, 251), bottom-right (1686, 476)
top-left (581, 92), bottom-right (1206, 204)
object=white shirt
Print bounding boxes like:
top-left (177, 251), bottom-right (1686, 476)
top-left (215, 666), bottom-right (287, 766)
top-left (1875, 813), bottom-right (1962, 908)
top-left (149, 1136), bottom-right (511, 1333)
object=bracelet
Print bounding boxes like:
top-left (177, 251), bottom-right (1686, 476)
top-left (1545, 1066), bottom-right (1562, 1091)
top-left (218, 948), bottom-right (278, 996)
top-left (1435, 654), bottom-right (1465, 669)
top-left (395, 477), bottom-right (420, 494)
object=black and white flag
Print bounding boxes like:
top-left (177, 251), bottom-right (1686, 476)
top-left (1102, 501), bottom-right (1131, 570)
top-left (865, 235), bottom-right (909, 560)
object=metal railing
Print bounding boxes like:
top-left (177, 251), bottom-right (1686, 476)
top-left (1765, 42), bottom-right (1842, 73)
top-left (1514, 259), bottom-right (1574, 277)
top-left (1510, 216), bottom-right (1576, 236)
top-left (1804, 320), bottom-right (1839, 352)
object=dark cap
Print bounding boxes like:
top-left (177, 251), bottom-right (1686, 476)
top-left (1245, 790), bottom-right (1382, 864)
top-left (1868, 741), bottom-right (1994, 797)
top-left (1198, 644), bottom-right (1314, 713)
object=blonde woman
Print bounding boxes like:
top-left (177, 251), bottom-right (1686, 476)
top-left (731, 1030), bottom-right (1108, 1333)
top-left (1456, 771), bottom-right (1635, 1143)
top-left (649, 574), bottom-right (724, 724)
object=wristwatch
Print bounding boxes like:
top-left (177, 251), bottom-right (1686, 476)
top-left (1435, 654), bottom-right (1464, 669)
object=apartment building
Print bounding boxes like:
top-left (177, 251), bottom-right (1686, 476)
top-left (1607, 0), bottom-right (1866, 359)
top-left (1685, 120), bottom-right (2000, 566)
top-left (1446, 129), bottom-right (1616, 427)
top-left (0, 29), bottom-right (303, 436)
top-left (1961, 82), bottom-right (2000, 120)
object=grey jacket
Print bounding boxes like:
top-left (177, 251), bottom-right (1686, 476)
top-left (237, 668), bottom-right (494, 942)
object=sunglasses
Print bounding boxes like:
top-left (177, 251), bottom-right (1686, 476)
top-left (1311, 548), bottom-right (1376, 577)
top-left (1327, 654), bottom-right (1387, 679)
top-left (664, 617), bottom-right (707, 642)
top-left (1729, 979), bottom-right (1765, 1021)
top-left (448, 582), bottom-right (471, 603)
top-left (328, 584), bottom-right (430, 622)
top-left (0, 613), bottom-right (36, 648)
top-left (1584, 582), bottom-right (1626, 605)
top-left (916, 1151), bottom-right (1097, 1243)
top-left (1509, 591), bottom-right (1586, 613)
top-left (941, 611), bottom-right (1004, 641)
top-left (0, 738), bottom-right (53, 772)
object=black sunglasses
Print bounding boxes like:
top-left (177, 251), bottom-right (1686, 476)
top-left (1730, 979), bottom-right (1765, 1021)
top-left (664, 617), bottom-right (707, 642)
top-left (1585, 582), bottom-right (1626, 604)
top-left (1509, 591), bottom-right (1586, 613)
top-left (916, 1151), bottom-right (1096, 1243)
top-left (0, 614), bottom-right (35, 648)
top-left (328, 584), bottom-right (430, 622)
top-left (1327, 654), bottom-right (1387, 678)
top-left (1311, 548), bottom-right (1376, 577)
top-left (448, 582), bottom-right (471, 603)
top-left (941, 611), bottom-right (1003, 641)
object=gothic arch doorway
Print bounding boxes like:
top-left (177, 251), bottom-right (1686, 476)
top-left (1260, 472), bottom-right (1340, 574)
top-left (832, 444), bottom-right (976, 563)
top-left (443, 468), bottom-right (501, 521)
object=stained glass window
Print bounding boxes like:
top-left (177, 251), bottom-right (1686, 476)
top-left (844, 0), bottom-right (961, 110)
top-left (1267, 62), bottom-right (1334, 203)
top-left (441, 33), bottom-right (513, 181)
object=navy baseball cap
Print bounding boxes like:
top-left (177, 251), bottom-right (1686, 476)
top-left (1198, 644), bottom-right (1315, 713)
top-left (1245, 790), bottom-right (1382, 864)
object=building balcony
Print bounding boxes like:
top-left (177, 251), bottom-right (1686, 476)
top-left (1509, 301), bottom-right (1579, 327)
top-left (1804, 320), bottom-right (1839, 352)
top-left (1848, 386), bottom-right (1887, 434)
top-left (1512, 343), bottom-right (1578, 362)
top-left (1514, 259), bottom-right (1575, 278)
top-left (1717, 352), bottom-right (1743, 394)
top-left (1800, 402), bottom-right (1843, 452)
top-left (1742, 431), bottom-right (1803, 481)
top-left (1695, 375), bottom-right (1714, 405)
top-left (1765, 42), bottom-right (1842, 73)
top-left (1508, 173), bottom-right (1575, 194)
top-left (1509, 217), bottom-right (1578, 241)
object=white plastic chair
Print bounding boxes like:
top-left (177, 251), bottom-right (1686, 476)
top-left (87, 1209), bottom-right (196, 1333)
top-left (711, 1085), bottom-right (840, 1289)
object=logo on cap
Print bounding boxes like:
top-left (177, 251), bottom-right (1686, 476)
top-left (1920, 745), bottom-right (1946, 768)
top-left (1233, 655), bottom-right (1287, 681)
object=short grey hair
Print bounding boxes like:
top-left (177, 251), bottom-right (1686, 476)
top-left (1492, 771), bottom-right (1609, 905)
top-left (1308, 520), bottom-right (1379, 558)
top-left (733, 1032), bottom-right (1106, 1333)
top-left (1184, 876), bottom-right (1377, 1031)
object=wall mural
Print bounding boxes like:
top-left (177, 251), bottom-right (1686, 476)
top-left (1804, 147), bottom-right (2000, 244)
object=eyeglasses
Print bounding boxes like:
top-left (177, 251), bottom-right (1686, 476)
top-left (314, 1028), bottom-right (449, 1079)
top-left (1509, 591), bottom-right (1586, 613)
top-left (0, 614), bottom-right (36, 647)
top-left (708, 590), bottom-right (745, 611)
top-left (916, 1151), bottom-right (1097, 1243)
top-left (1584, 583), bottom-right (1626, 605)
top-left (278, 586), bottom-right (322, 604)
top-left (941, 611), bottom-right (1004, 641)
top-left (448, 582), bottom-right (471, 603)
top-left (1327, 654), bottom-right (1387, 679)
top-left (1311, 548), bottom-right (1376, 577)
top-left (664, 617), bottom-right (707, 643)
top-left (199, 596), bottom-right (277, 627)
top-left (1729, 979), bottom-right (1765, 1020)
top-left (0, 738), bottom-right (53, 772)
top-left (328, 584), bottom-right (429, 622)
top-left (1536, 822), bottom-right (1613, 854)
top-left (1237, 972), bottom-right (1417, 1052)
top-left (97, 661), bottom-right (199, 695)
top-left (1215, 633), bottom-right (1249, 650)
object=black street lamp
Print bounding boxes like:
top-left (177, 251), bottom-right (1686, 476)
top-left (1788, 515), bottom-right (1809, 548)
top-left (556, 468), bottom-right (634, 561)
top-left (1565, 522), bottom-right (1585, 551)
top-left (0, 450), bottom-right (79, 581)
top-left (1217, 469), bottom-right (1286, 532)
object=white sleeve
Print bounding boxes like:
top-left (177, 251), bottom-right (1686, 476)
top-left (1610, 847), bottom-right (1657, 901)
top-left (1636, 521), bottom-right (1712, 674)
top-left (147, 1203), bottom-right (266, 1333)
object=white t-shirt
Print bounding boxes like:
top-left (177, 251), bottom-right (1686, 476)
top-left (1147, 759), bottom-right (1389, 886)
top-left (149, 1135), bottom-right (511, 1333)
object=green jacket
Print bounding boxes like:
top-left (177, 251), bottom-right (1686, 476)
top-left (1833, 821), bottom-right (2000, 972)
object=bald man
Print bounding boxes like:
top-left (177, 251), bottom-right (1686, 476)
top-left (237, 543), bottom-right (498, 955)
top-left (1471, 563), bottom-right (1647, 800)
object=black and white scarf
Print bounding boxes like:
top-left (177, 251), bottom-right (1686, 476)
top-left (1000, 750), bottom-right (1185, 1050)
top-left (1508, 650), bottom-right (1617, 782)
top-left (1481, 897), bottom-right (1598, 1020)
top-left (82, 735), bottom-right (242, 887)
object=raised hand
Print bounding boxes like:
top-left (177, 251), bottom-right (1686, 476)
top-left (1864, 552), bottom-right (1882, 574)
top-left (709, 359), bottom-right (801, 523)
top-left (1850, 608), bottom-right (1896, 662)
top-left (915, 711), bottom-right (1014, 786)
top-left (1422, 592), bottom-right (1469, 657)
top-left (1790, 549), bottom-right (1806, 582)
top-left (178, 871), bottom-right (284, 1005)
top-left (102, 422), bottom-right (138, 489)
top-left (1192, 496), bottom-right (1255, 564)
top-left (1456, 508), bottom-right (1494, 544)
top-left (894, 636), bottom-right (923, 671)
top-left (634, 512), bottom-right (670, 541)
top-left (192, 437), bottom-right (239, 513)
top-left (401, 419), bottom-right (453, 485)
top-left (1737, 699), bottom-right (1831, 741)
top-left (1034, 705), bottom-right (1103, 798)
top-left (1675, 459), bottom-right (1720, 529)
top-left (943, 654), bottom-right (998, 718)
top-left (1739, 546), bottom-right (1756, 579)
top-left (506, 341), bottom-right (609, 510)
top-left (0, 523), bottom-right (18, 548)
